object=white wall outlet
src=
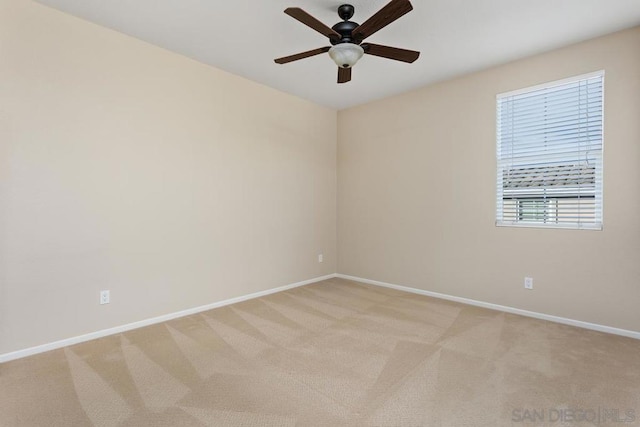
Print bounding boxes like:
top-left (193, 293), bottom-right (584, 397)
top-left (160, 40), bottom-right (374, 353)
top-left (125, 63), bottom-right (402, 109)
top-left (100, 290), bottom-right (110, 304)
top-left (318, 254), bottom-right (323, 263)
top-left (524, 277), bottom-right (533, 290)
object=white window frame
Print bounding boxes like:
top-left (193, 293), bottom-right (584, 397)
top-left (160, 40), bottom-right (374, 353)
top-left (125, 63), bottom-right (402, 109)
top-left (496, 71), bottom-right (604, 230)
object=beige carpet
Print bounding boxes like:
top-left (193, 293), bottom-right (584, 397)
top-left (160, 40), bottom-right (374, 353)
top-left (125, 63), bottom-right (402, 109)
top-left (1, 278), bottom-right (639, 426)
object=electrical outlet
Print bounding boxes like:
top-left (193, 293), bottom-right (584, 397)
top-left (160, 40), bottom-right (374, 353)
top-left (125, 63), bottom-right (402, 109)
top-left (100, 290), bottom-right (110, 305)
top-left (524, 277), bottom-right (533, 290)
top-left (318, 254), bottom-right (323, 263)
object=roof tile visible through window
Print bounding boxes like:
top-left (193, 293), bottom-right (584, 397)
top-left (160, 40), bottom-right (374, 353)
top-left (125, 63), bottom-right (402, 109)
top-left (504, 164), bottom-right (595, 189)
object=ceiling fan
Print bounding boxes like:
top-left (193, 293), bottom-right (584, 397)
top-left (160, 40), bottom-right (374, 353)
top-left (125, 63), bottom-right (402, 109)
top-left (274, 0), bottom-right (420, 83)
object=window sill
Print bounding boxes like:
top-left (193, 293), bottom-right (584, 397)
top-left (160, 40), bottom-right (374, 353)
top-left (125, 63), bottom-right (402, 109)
top-left (495, 221), bottom-right (602, 231)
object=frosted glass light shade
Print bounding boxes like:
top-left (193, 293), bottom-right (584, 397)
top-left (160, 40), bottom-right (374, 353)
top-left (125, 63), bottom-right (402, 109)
top-left (328, 43), bottom-right (364, 68)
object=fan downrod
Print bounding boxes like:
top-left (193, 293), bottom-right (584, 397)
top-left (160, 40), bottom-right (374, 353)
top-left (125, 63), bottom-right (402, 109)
top-left (332, 4), bottom-right (359, 44)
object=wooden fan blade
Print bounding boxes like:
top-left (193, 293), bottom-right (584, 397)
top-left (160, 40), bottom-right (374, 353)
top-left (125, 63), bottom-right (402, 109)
top-left (338, 67), bottom-right (352, 84)
top-left (362, 43), bottom-right (420, 63)
top-left (275, 47), bottom-right (331, 64)
top-left (285, 8), bottom-right (341, 40)
top-left (353, 0), bottom-right (413, 41)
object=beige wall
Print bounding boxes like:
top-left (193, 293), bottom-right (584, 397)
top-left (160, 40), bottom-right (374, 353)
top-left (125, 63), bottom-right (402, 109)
top-left (0, 0), bottom-right (337, 354)
top-left (338, 27), bottom-right (640, 332)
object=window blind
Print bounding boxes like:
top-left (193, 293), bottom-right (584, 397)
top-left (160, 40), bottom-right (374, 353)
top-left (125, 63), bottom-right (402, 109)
top-left (496, 71), bottom-right (604, 229)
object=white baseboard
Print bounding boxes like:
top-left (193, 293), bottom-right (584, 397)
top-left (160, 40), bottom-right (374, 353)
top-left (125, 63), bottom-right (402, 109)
top-left (0, 274), bottom-right (337, 363)
top-left (4, 272), bottom-right (636, 363)
top-left (336, 274), bottom-right (640, 340)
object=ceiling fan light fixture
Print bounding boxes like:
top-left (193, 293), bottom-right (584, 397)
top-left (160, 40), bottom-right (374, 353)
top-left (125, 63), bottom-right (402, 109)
top-left (328, 43), bottom-right (364, 68)
top-left (275, 1), bottom-right (420, 83)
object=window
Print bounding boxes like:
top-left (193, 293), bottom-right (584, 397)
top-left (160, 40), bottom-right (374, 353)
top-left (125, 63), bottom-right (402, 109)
top-left (496, 71), bottom-right (604, 229)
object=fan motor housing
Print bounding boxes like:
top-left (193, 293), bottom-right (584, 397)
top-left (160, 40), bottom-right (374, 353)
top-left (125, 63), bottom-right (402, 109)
top-left (331, 21), bottom-right (360, 45)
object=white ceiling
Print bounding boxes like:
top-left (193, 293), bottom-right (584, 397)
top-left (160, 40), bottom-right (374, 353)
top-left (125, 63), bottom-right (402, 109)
top-left (35, 0), bottom-right (640, 110)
